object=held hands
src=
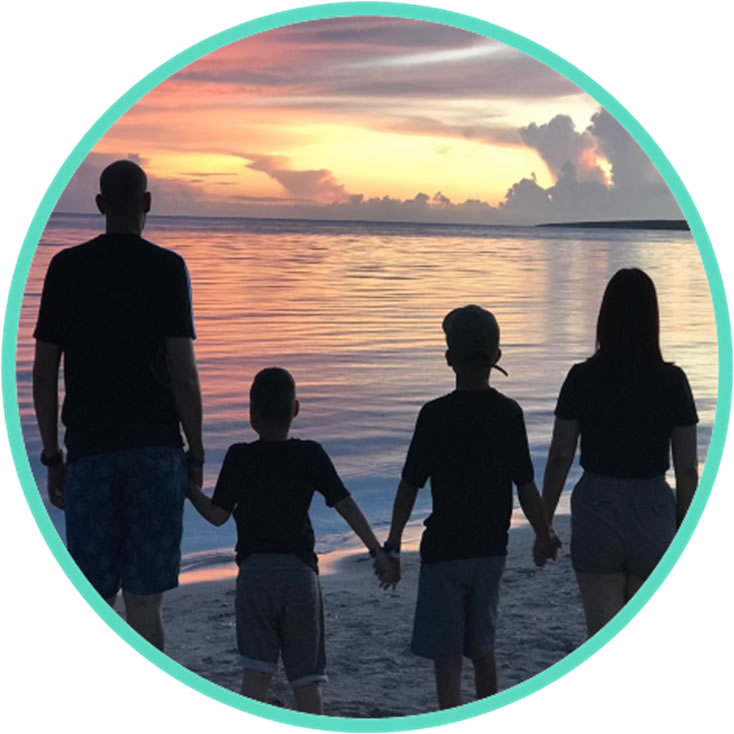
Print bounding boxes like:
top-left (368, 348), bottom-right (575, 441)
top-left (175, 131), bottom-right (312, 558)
top-left (189, 466), bottom-right (203, 489)
top-left (373, 547), bottom-right (401, 590)
top-left (374, 552), bottom-right (401, 590)
top-left (185, 450), bottom-right (204, 488)
top-left (187, 478), bottom-right (202, 500)
top-left (533, 527), bottom-right (562, 567)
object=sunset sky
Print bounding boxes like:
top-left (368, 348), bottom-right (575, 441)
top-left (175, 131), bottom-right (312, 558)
top-left (56, 17), bottom-right (682, 225)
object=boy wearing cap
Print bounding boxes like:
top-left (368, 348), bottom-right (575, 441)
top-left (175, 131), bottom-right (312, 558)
top-left (381, 305), bottom-right (559, 709)
top-left (187, 367), bottom-right (387, 714)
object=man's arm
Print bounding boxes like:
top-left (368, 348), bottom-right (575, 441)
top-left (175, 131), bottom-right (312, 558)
top-left (671, 425), bottom-right (698, 526)
top-left (32, 340), bottom-right (64, 508)
top-left (33, 340), bottom-right (62, 455)
top-left (165, 337), bottom-right (204, 482)
top-left (541, 417), bottom-right (580, 523)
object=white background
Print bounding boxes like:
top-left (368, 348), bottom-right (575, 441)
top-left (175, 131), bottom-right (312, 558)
top-left (2, 1), bottom-right (731, 731)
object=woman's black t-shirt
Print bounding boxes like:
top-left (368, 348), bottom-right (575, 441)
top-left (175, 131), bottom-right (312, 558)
top-left (555, 356), bottom-right (698, 478)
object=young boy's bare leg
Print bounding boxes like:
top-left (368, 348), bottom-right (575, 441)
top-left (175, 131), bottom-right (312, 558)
top-left (292, 682), bottom-right (323, 714)
top-left (434, 657), bottom-right (463, 709)
top-left (241, 670), bottom-right (274, 702)
top-left (472, 650), bottom-right (498, 699)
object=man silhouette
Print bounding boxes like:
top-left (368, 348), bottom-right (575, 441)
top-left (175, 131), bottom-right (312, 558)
top-left (33, 160), bottom-right (204, 650)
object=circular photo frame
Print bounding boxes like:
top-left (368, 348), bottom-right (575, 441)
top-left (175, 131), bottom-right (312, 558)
top-left (3, 2), bottom-right (730, 731)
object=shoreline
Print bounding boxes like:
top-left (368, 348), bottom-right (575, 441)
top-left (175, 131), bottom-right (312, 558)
top-left (165, 512), bottom-right (584, 718)
top-left (178, 498), bottom-right (573, 584)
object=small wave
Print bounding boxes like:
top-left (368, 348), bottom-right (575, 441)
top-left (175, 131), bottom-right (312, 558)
top-left (180, 548), bottom-right (236, 572)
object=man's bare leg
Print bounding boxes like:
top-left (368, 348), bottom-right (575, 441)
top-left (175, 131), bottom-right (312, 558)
top-left (292, 682), bottom-right (323, 714)
top-left (241, 670), bottom-right (274, 702)
top-left (122, 590), bottom-right (164, 650)
top-left (473, 650), bottom-right (498, 699)
top-left (434, 657), bottom-right (463, 710)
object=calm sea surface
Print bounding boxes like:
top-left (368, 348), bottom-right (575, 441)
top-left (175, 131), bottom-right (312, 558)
top-left (16, 214), bottom-right (719, 571)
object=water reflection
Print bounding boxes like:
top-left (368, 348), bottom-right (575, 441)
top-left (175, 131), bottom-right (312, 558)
top-left (17, 215), bottom-right (718, 559)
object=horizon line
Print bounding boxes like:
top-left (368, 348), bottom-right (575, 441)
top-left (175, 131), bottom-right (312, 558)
top-left (50, 211), bottom-right (689, 231)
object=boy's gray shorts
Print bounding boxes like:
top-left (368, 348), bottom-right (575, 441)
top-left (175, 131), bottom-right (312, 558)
top-left (236, 554), bottom-right (327, 688)
top-left (411, 555), bottom-right (506, 661)
top-left (571, 472), bottom-right (677, 579)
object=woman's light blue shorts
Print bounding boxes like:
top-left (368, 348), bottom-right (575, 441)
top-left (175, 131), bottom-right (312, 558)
top-left (570, 472), bottom-right (677, 579)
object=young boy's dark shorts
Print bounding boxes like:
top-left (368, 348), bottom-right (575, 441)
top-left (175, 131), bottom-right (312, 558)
top-left (64, 446), bottom-right (188, 600)
top-left (236, 553), bottom-right (328, 688)
top-left (411, 555), bottom-right (506, 661)
top-left (571, 472), bottom-right (677, 579)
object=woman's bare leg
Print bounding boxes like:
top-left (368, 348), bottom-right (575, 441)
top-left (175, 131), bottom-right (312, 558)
top-left (576, 572), bottom-right (627, 637)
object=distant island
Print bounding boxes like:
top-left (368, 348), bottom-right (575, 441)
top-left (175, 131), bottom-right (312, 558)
top-left (537, 219), bottom-right (689, 231)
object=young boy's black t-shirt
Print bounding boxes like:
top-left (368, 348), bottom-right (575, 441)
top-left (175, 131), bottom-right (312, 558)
top-left (402, 389), bottom-right (534, 563)
top-left (212, 438), bottom-right (350, 572)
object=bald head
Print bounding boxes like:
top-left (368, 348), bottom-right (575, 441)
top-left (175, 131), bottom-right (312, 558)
top-left (97, 160), bottom-right (148, 212)
top-left (96, 160), bottom-right (150, 232)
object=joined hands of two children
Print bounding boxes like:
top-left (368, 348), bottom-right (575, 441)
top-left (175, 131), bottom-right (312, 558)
top-left (373, 547), bottom-right (401, 590)
top-left (373, 528), bottom-right (562, 590)
top-left (185, 478), bottom-right (559, 585)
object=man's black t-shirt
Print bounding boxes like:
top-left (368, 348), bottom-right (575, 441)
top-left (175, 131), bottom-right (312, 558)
top-left (402, 389), bottom-right (535, 563)
top-left (555, 356), bottom-right (698, 478)
top-left (33, 233), bottom-right (196, 461)
top-left (211, 439), bottom-right (351, 572)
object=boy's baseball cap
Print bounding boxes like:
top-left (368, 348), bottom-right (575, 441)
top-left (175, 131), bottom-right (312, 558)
top-left (442, 305), bottom-right (500, 363)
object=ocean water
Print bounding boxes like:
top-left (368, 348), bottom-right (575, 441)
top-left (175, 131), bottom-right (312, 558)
top-left (15, 214), bottom-right (718, 572)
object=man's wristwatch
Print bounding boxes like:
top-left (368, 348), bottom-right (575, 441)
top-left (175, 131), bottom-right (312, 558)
top-left (185, 450), bottom-right (205, 469)
top-left (40, 449), bottom-right (63, 467)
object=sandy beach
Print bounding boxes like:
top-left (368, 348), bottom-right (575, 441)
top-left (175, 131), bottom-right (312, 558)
top-left (163, 513), bottom-right (585, 718)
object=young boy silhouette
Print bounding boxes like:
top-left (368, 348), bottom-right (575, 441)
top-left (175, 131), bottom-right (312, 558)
top-left (380, 305), bottom-right (559, 709)
top-left (187, 367), bottom-right (386, 714)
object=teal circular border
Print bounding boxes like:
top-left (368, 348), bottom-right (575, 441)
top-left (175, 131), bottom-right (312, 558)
top-left (3, 2), bottom-right (731, 730)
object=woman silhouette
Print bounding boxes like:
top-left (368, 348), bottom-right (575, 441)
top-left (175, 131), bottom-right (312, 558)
top-left (541, 268), bottom-right (699, 636)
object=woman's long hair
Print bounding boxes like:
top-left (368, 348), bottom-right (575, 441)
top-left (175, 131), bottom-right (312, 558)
top-left (595, 268), bottom-right (663, 369)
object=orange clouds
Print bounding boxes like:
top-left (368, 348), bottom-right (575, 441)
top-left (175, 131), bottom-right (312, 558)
top-left (61, 18), bottom-right (679, 224)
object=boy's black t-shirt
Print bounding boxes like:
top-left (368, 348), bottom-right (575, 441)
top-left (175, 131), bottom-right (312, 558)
top-left (33, 233), bottom-right (196, 461)
top-left (211, 439), bottom-right (351, 572)
top-left (402, 389), bottom-right (534, 563)
top-left (555, 356), bottom-right (698, 478)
